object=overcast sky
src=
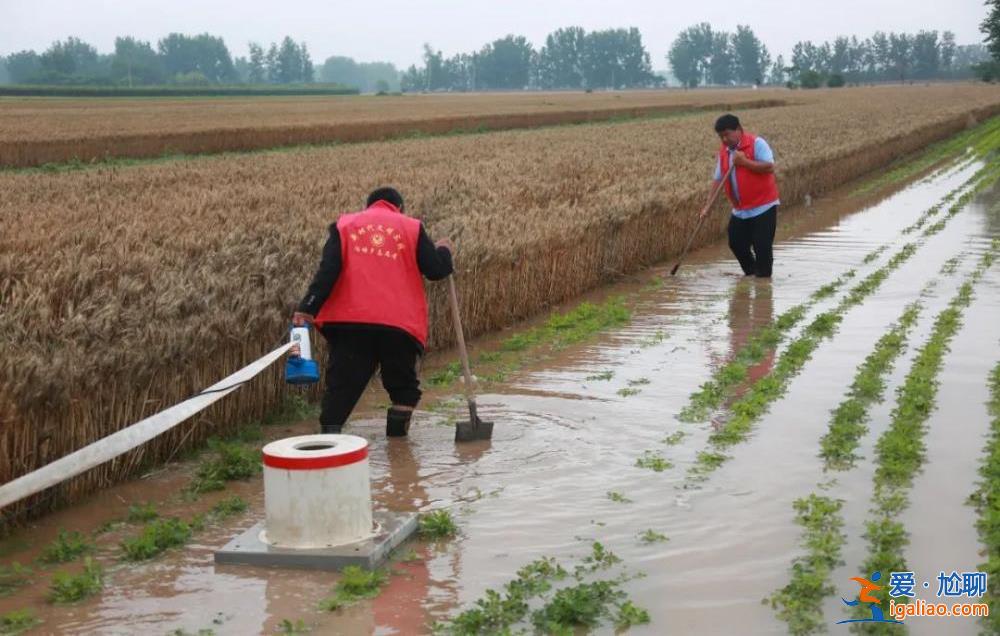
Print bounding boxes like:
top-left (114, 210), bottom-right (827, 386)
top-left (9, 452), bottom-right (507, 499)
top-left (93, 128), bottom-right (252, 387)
top-left (0, 0), bottom-right (988, 69)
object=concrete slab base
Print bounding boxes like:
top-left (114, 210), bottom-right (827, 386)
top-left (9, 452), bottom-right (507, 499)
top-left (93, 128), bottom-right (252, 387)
top-left (214, 510), bottom-right (418, 570)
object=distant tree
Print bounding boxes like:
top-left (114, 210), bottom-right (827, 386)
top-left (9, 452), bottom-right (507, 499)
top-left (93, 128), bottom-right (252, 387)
top-left (537, 26), bottom-right (586, 89)
top-left (733, 25), bottom-right (770, 85)
top-left (422, 44), bottom-right (447, 90)
top-left (247, 42), bottom-right (266, 83)
top-left (668, 29), bottom-right (701, 87)
top-left (830, 36), bottom-right (850, 75)
top-left (321, 56), bottom-right (364, 88)
top-left (265, 43), bottom-right (279, 83)
top-left (31, 37), bottom-right (111, 83)
top-left (475, 35), bottom-right (533, 89)
top-left (400, 64), bottom-right (423, 92)
top-left (157, 33), bottom-right (236, 83)
top-left (300, 42), bottom-right (314, 83)
top-left (0, 57), bottom-right (8, 84)
top-left (276, 36), bottom-right (301, 83)
top-left (940, 31), bottom-right (957, 70)
top-left (767, 54), bottom-right (787, 85)
top-left (799, 69), bottom-right (823, 88)
top-left (887, 32), bottom-right (912, 81)
top-left (983, 0), bottom-right (1000, 61)
top-left (112, 37), bottom-right (163, 86)
top-left (615, 27), bottom-right (656, 87)
top-left (4, 51), bottom-right (41, 83)
top-left (709, 31), bottom-right (735, 85)
top-left (911, 30), bottom-right (940, 79)
top-left (870, 31), bottom-right (891, 75)
top-left (233, 56), bottom-right (250, 82)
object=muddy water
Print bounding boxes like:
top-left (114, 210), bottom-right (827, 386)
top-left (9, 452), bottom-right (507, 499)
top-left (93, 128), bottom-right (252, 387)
top-left (2, 160), bottom-right (999, 635)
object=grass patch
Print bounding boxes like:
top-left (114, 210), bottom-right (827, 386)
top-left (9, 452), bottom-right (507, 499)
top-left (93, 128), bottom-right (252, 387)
top-left (585, 370), bottom-right (614, 381)
top-left (662, 430), bottom-right (687, 445)
top-left (47, 557), bottom-right (103, 604)
top-left (211, 495), bottom-right (249, 518)
top-left (188, 439), bottom-right (261, 494)
top-left (120, 517), bottom-right (193, 561)
top-left (126, 502), bottom-right (159, 523)
top-left (38, 529), bottom-right (94, 564)
top-left (606, 491), bottom-right (632, 504)
top-left (638, 529), bottom-right (669, 544)
top-left (616, 387), bottom-right (641, 397)
top-left (428, 361), bottom-right (463, 387)
top-left (531, 580), bottom-right (625, 631)
top-left (0, 609), bottom-right (40, 635)
top-left (638, 330), bottom-right (668, 348)
top-left (278, 618), bottom-right (310, 634)
top-left (318, 566), bottom-right (387, 611)
top-left (635, 451), bottom-right (672, 472)
top-left (419, 509), bottom-right (458, 539)
top-left (0, 563), bottom-right (32, 597)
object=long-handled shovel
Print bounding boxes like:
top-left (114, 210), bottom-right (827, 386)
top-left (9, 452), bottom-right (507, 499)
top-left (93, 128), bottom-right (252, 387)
top-left (670, 163), bottom-right (734, 276)
top-left (447, 275), bottom-right (494, 442)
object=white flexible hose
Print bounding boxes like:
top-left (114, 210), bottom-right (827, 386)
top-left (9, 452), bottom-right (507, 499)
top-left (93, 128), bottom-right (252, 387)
top-left (0, 343), bottom-right (295, 510)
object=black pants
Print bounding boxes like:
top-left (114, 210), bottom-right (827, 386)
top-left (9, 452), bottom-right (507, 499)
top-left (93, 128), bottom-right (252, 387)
top-left (727, 205), bottom-right (777, 277)
top-left (319, 326), bottom-right (422, 430)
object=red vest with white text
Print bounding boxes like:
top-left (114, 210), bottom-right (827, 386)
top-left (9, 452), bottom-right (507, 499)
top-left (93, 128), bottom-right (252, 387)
top-left (718, 132), bottom-right (780, 210)
top-left (314, 201), bottom-right (428, 346)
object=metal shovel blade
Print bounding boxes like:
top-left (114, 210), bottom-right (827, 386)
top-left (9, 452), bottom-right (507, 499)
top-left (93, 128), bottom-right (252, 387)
top-left (455, 415), bottom-right (494, 442)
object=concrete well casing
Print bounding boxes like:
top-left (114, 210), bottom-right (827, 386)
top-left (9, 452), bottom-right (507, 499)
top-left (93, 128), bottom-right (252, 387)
top-left (261, 434), bottom-right (373, 549)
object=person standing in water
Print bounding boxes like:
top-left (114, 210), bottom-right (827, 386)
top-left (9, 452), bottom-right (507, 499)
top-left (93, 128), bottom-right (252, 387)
top-left (702, 113), bottom-right (780, 278)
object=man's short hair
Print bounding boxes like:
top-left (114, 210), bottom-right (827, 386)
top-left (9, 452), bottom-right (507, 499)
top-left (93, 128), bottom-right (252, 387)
top-left (366, 187), bottom-right (404, 210)
top-left (714, 114), bottom-right (741, 133)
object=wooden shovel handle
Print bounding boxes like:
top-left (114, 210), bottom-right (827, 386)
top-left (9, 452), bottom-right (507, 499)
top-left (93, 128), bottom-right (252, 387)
top-left (447, 275), bottom-right (476, 401)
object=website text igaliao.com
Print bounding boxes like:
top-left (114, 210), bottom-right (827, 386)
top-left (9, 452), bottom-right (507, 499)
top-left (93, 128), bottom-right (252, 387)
top-left (889, 599), bottom-right (989, 621)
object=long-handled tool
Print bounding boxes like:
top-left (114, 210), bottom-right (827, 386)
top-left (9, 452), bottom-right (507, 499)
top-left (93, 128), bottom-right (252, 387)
top-left (447, 275), bottom-right (494, 442)
top-left (670, 163), bottom-right (734, 276)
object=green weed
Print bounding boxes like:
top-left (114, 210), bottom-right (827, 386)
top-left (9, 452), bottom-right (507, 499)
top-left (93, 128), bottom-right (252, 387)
top-left (419, 509), bottom-right (458, 539)
top-left (318, 566), bottom-right (387, 611)
top-left (120, 517), bottom-right (193, 561)
top-left (47, 558), bottom-right (103, 604)
top-left (39, 530), bottom-right (94, 564)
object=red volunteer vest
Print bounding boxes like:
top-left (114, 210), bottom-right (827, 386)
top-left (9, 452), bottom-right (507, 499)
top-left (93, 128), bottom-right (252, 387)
top-left (719, 132), bottom-right (780, 210)
top-left (314, 201), bottom-right (429, 346)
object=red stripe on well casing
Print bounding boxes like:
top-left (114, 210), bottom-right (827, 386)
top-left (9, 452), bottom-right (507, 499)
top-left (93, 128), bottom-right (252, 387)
top-left (262, 446), bottom-right (368, 470)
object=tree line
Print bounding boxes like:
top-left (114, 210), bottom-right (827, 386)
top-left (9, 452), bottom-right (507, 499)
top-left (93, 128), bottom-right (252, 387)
top-left (400, 27), bottom-right (658, 91)
top-left (1, 34), bottom-right (314, 86)
top-left (1, 22), bottom-right (994, 91)
top-left (666, 25), bottom-right (986, 88)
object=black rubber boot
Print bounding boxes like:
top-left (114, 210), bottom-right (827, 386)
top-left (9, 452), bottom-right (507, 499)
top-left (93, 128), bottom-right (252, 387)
top-left (386, 407), bottom-right (413, 437)
top-left (320, 423), bottom-right (342, 435)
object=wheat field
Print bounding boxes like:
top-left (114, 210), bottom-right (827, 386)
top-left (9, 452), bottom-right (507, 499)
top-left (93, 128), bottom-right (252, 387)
top-left (0, 89), bottom-right (798, 167)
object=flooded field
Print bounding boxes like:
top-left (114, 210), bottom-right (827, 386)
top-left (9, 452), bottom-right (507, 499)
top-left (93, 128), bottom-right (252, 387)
top-left (2, 157), bottom-right (1000, 635)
